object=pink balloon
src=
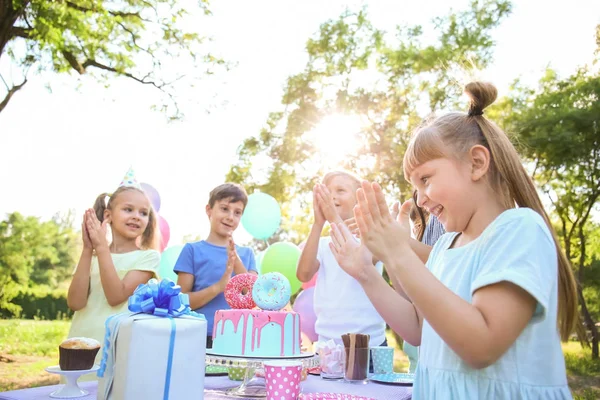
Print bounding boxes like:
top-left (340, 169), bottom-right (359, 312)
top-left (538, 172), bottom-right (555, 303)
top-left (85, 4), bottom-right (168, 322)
top-left (158, 215), bottom-right (170, 252)
top-left (301, 273), bottom-right (317, 290)
top-left (141, 182), bottom-right (161, 212)
top-left (293, 287), bottom-right (318, 342)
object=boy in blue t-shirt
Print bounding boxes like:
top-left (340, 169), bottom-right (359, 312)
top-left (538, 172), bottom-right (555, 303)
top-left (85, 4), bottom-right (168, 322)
top-left (174, 183), bottom-right (257, 348)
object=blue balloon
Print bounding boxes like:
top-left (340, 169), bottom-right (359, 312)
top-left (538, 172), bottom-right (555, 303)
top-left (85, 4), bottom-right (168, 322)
top-left (158, 245), bottom-right (184, 282)
top-left (241, 192), bottom-right (281, 240)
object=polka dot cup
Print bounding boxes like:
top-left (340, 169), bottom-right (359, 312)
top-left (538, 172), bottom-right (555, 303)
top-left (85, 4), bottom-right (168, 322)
top-left (370, 346), bottom-right (394, 374)
top-left (228, 366), bottom-right (255, 381)
top-left (264, 360), bottom-right (303, 400)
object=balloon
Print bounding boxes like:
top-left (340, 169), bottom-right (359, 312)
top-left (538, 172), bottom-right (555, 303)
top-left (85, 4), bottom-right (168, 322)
top-left (293, 287), bottom-right (317, 342)
top-left (301, 332), bottom-right (314, 353)
top-left (158, 215), bottom-right (170, 252)
top-left (254, 250), bottom-right (265, 274)
top-left (241, 192), bottom-right (281, 240)
top-left (301, 272), bottom-right (317, 290)
top-left (158, 244), bottom-right (184, 282)
top-left (141, 182), bottom-right (161, 212)
top-left (261, 242), bottom-right (301, 294)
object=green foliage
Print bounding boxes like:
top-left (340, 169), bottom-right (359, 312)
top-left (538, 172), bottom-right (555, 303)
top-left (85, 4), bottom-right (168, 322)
top-left (581, 258), bottom-right (600, 322)
top-left (505, 67), bottom-right (600, 274)
top-left (503, 59), bottom-right (600, 357)
top-left (1, 0), bottom-right (224, 117)
top-left (226, 0), bottom-right (512, 243)
top-left (0, 319), bottom-right (70, 357)
top-left (0, 212), bottom-right (78, 312)
top-left (0, 285), bottom-right (71, 320)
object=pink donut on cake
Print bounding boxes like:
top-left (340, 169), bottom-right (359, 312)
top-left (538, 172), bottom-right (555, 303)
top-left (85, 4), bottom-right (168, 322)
top-left (225, 273), bottom-right (258, 309)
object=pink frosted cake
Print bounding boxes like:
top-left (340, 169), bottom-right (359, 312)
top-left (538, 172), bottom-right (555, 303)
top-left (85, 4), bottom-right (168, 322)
top-left (211, 309), bottom-right (302, 357)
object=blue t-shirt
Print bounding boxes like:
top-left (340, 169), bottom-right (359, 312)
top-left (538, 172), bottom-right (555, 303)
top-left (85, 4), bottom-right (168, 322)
top-left (415, 208), bottom-right (572, 399)
top-left (173, 240), bottom-right (256, 335)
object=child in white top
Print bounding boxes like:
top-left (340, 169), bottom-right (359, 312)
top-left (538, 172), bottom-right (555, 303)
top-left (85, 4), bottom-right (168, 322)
top-left (297, 171), bottom-right (386, 348)
top-left (329, 81), bottom-right (579, 399)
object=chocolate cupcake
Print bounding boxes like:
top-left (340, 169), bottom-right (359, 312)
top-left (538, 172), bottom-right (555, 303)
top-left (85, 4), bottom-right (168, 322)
top-left (59, 337), bottom-right (101, 370)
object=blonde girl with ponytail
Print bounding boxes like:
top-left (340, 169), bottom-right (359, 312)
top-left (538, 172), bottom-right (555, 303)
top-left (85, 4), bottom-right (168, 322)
top-left (329, 82), bottom-right (579, 399)
top-left (66, 185), bottom-right (161, 375)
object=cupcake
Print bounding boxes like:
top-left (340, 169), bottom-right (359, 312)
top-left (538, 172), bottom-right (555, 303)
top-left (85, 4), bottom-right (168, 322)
top-left (59, 337), bottom-right (101, 370)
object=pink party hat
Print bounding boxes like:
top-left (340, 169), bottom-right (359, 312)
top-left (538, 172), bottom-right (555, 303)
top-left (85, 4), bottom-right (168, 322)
top-left (118, 166), bottom-right (142, 189)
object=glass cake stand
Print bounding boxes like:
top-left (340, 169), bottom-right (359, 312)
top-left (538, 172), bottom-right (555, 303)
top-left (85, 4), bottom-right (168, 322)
top-left (205, 352), bottom-right (318, 398)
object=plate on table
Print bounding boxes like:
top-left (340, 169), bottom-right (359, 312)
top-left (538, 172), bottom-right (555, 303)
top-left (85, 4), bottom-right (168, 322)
top-left (45, 365), bottom-right (100, 375)
top-left (205, 365), bottom-right (228, 376)
top-left (369, 372), bottom-right (414, 386)
top-left (307, 367), bottom-right (321, 376)
top-left (300, 394), bottom-right (375, 400)
top-left (206, 350), bottom-right (314, 359)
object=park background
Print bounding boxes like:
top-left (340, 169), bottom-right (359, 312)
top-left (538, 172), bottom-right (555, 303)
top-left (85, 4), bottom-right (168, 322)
top-left (0, 0), bottom-right (599, 397)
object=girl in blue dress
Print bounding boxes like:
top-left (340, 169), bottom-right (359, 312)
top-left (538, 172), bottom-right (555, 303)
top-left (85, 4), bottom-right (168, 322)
top-left (329, 81), bottom-right (579, 399)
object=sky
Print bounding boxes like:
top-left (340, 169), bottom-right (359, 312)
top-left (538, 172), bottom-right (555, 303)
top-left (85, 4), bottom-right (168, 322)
top-left (0, 0), bottom-right (598, 247)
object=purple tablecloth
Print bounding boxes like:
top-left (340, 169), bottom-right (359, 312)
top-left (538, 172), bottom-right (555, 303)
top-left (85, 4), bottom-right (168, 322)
top-left (0, 375), bottom-right (411, 400)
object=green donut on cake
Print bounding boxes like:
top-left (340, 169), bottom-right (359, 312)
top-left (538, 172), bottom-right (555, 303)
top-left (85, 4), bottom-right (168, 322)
top-left (211, 272), bottom-right (302, 357)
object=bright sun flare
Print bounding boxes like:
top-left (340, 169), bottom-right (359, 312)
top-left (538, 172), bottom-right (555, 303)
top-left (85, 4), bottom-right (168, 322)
top-left (306, 114), bottom-right (364, 167)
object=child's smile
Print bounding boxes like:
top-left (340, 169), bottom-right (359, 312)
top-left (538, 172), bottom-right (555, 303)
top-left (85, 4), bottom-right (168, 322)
top-left (207, 198), bottom-right (244, 238)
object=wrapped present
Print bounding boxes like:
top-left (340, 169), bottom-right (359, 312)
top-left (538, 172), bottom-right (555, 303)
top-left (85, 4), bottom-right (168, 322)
top-left (97, 279), bottom-right (207, 400)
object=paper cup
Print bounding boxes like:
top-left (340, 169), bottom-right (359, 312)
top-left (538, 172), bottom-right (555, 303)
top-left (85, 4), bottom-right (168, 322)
top-left (264, 360), bottom-right (303, 400)
top-left (370, 346), bottom-right (394, 374)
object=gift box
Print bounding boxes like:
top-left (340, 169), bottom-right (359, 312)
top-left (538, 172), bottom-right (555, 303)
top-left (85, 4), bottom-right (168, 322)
top-left (97, 279), bottom-right (207, 400)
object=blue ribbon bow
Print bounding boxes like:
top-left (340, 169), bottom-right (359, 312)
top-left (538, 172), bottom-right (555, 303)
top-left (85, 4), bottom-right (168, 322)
top-left (128, 278), bottom-right (193, 317)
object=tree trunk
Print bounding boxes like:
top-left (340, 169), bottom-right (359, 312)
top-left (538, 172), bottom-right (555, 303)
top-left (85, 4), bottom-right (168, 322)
top-left (0, 0), bottom-right (25, 56)
top-left (578, 224), bottom-right (585, 283)
top-left (577, 222), bottom-right (598, 358)
top-left (578, 286), bottom-right (599, 358)
top-left (0, 1), bottom-right (30, 114)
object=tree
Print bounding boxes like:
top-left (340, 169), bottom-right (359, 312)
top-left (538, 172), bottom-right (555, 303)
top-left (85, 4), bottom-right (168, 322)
top-left (227, 1), bottom-right (512, 244)
top-left (502, 65), bottom-right (600, 357)
top-left (0, 212), bottom-right (78, 312)
top-left (0, 0), bottom-right (224, 118)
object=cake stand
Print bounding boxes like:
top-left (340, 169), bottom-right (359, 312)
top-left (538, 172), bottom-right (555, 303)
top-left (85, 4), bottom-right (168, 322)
top-left (44, 365), bottom-right (99, 398)
top-left (205, 352), bottom-right (319, 398)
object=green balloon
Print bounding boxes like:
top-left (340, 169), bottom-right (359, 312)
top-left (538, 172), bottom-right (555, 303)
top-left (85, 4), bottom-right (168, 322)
top-left (261, 242), bottom-right (302, 294)
top-left (241, 193), bottom-right (281, 240)
top-left (158, 245), bottom-right (184, 282)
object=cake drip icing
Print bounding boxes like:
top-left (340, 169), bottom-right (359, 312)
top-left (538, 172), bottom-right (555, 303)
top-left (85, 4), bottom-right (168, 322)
top-left (214, 309), bottom-right (300, 356)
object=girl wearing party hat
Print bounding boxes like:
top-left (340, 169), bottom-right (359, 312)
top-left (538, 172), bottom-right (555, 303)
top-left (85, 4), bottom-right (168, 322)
top-left (66, 168), bottom-right (161, 376)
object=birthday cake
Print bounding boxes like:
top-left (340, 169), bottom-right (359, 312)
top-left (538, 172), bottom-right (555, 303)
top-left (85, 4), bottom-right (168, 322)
top-left (211, 272), bottom-right (302, 357)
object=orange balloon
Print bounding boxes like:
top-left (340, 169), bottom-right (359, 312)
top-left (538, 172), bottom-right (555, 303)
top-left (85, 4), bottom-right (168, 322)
top-left (301, 332), bottom-right (314, 353)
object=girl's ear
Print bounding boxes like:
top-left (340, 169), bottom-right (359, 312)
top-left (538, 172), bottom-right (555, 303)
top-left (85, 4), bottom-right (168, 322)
top-left (469, 144), bottom-right (491, 182)
top-left (103, 209), bottom-right (111, 223)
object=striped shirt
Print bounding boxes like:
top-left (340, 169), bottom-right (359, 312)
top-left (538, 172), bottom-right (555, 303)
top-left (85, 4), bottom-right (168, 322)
top-left (422, 215), bottom-right (446, 246)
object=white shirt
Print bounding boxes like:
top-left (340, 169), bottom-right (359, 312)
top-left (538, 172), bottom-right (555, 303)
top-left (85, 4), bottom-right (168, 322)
top-left (314, 237), bottom-right (386, 347)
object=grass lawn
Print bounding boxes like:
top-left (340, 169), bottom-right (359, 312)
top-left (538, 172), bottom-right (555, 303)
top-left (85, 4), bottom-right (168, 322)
top-left (563, 341), bottom-right (600, 399)
top-left (0, 319), bottom-right (598, 398)
top-left (0, 319), bottom-right (71, 391)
